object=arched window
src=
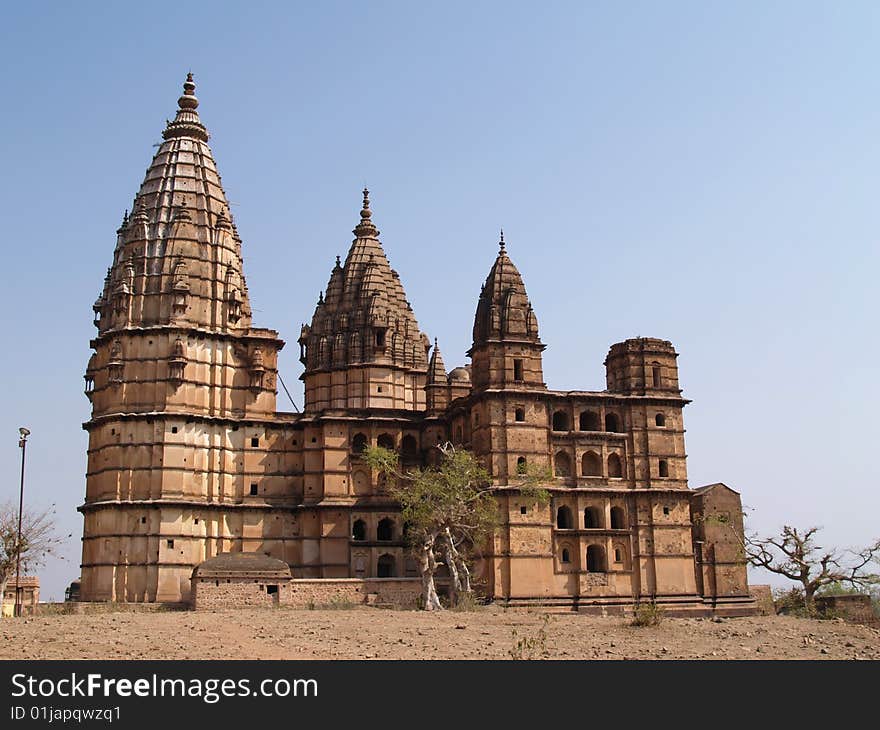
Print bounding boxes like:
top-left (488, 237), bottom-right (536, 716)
top-left (556, 505), bottom-right (573, 529)
top-left (516, 456), bottom-right (527, 474)
top-left (655, 413), bottom-right (665, 427)
top-left (607, 452), bottom-right (623, 478)
top-left (581, 451), bottom-right (601, 477)
top-left (561, 548), bottom-right (571, 564)
top-left (579, 411), bottom-right (600, 431)
top-left (377, 554), bottom-right (396, 578)
top-left (659, 460), bottom-right (669, 478)
top-left (614, 546), bottom-right (624, 563)
top-left (552, 411), bottom-right (570, 432)
top-left (401, 434), bottom-right (418, 457)
top-left (377, 518), bottom-right (395, 541)
top-left (583, 507), bottom-right (603, 529)
top-left (352, 519), bottom-right (367, 541)
top-left (514, 407), bottom-right (525, 422)
top-left (351, 432), bottom-right (368, 454)
top-left (586, 545), bottom-right (606, 573)
top-left (377, 433), bottom-right (395, 450)
top-left (554, 451), bottom-right (572, 477)
top-left (605, 413), bottom-right (621, 432)
top-left (652, 363), bottom-right (661, 388)
top-left (610, 506), bottom-right (625, 529)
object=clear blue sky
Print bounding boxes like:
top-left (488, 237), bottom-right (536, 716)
top-left (1, 2), bottom-right (877, 601)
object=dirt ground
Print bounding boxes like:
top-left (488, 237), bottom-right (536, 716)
top-left (1, 606), bottom-right (878, 660)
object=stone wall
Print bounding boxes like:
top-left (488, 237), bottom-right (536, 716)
top-left (192, 577), bottom-right (422, 611)
top-left (816, 594), bottom-right (876, 623)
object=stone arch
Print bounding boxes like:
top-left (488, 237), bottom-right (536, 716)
top-left (352, 469), bottom-right (371, 496)
top-left (377, 517), bottom-right (395, 541)
top-left (586, 544), bottom-right (606, 573)
top-left (655, 413), bottom-right (666, 427)
top-left (607, 452), bottom-right (623, 478)
top-left (584, 506), bottom-right (604, 529)
top-left (514, 407), bottom-right (525, 422)
top-left (552, 410), bottom-right (570, 431)
top-left (556, 505), bottom-right (573, 529)
top-left (516, 456), bottom-right (527, 474)
top-left (610, 506), bottom-right (626, 529)
top-left (351, 432), bottom-right (368, 454)
top-left (377, 433), bottom-right (395, 450)
top-left (579, 410), bottom-right (600, 431)
top-left (659, 459), bottom-right (669, 478)
top-left (377, 554), bottom-right (396, 578)
top-left (401, 434), bottom-right (418, 458)
top-left (352, 519), bottom-right (367, 541)
top-left (605, 412), bottom-right (621, 433)
top-left (581, 450), bottom-right (601, 477)
top-left (554, 450), bottom-right (572, 477)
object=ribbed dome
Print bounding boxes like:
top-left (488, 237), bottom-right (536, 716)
top-left (93, 74), bottom-right (251, 336)
top-left (299, 189), bottom-right (430, 376)
top-left (470, 233), bottom-right (541, 350)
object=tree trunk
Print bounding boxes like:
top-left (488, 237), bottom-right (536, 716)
top-left (444, 528), bottom-right (472, 598)
top-left (0, 576), bottom-right (8, 619)
top-left (442, 533), bottom-right (462, 606)
top-left (419, 538), bottom-right (442, 611)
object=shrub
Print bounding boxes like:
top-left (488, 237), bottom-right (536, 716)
top-left (630, 601), bottom-right (664, 627)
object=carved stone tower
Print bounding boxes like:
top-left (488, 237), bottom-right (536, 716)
top-left (468, 233), bottom-right (546, 392)
top-left (80, 75), bottom-right (285, 602)
top-left (297, 190), bottom-right (431, 412)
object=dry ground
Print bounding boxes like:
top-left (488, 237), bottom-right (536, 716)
top-left (1, 606), bottom-right (878, 660)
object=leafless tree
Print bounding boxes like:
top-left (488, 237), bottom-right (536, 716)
top-left (0, 501), bottom-right (68, 616)
top-left (745, 525), bottom-right (880, 611)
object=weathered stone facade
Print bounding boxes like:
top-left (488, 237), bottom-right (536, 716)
top-left (79, 75), bottom-right (755, 615)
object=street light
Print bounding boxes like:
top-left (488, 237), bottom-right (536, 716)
top-left (14, 427), bottom-right (29, 618)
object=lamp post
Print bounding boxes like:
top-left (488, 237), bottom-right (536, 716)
top-left (14, 427), bottom-right (29, 618)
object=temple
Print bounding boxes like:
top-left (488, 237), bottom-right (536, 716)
top-left (79, 76), bottom-right (754, 614)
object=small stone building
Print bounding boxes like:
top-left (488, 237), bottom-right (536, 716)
top-left (191, 553), bottom-right (291, 609)
top-left (2, 577), bottom-right (40, 617)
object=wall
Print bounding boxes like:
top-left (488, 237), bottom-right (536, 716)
top-left (192, 577), bottom-right (422, 611)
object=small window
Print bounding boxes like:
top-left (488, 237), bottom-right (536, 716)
top-left (514, 407), bottom-right (525, 422)
top-left (663, 506), bottom-right (670, 516)
top-left (166, 539), bottom-right (174, 549)
top-left (516, 456), bottom-right (527, 474)
top-left (194, 518), bottom-right (199, 525)
top-left (311, 436), bottom-right (317, 443)
top-left (251, 437), bottom-right (259, 447)
top-left (375, 330), bottom-right (385, 347)
top-left (250, 483), bottom-right (258, 496)
top-left (377, 386), bottom-right (383, 393)
top-left (377, 518), bottom-right (395, 541)
top-left (605, 413), bottom-right (621, 432)
top-left (655, 413), bottom-right (666, 427)
top-left (171, 426), bottom-right (178, 434)
top-left (474, 411), bottom-right (480, 425)
top-left (352, 433), bottom-right (368, 453)
top-left (140, 516), bottom-right (146, 524)
top-left (513, 359), bottom-right (524, 381)
top-left (552, 411), bottom-right (570, 431)
top-left (266, 584), bottom-right (278, 595)
top-left (659, 460), bottom-right (669, 478)
top-left (352, 519), bottom-right (367, 541)
top-left (614, 548), bottom-right (623, 562)
top-left (652, 365), bottom-right (661, 388)
top-left (561, 548), bottom-right (570, 564)
top-left (520, 505), bottom-right (528, 515)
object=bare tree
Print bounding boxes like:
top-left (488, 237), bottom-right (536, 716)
top-left (0, 501), bottom-right (68, 616)
top-left (365, 443), bottom-right (549, 611)
top-left (745, 525), bottom-right (880, 612)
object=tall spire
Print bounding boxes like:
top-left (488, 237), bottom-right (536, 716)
top-left (353, 187), bottom-right (379, 238)
top-left (163, 72), bottom-right (209, 142)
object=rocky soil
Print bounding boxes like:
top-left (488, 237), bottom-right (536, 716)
top-left (1, 607), bottom-right (878, 660)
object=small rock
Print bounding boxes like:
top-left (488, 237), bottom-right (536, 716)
top-left (820, 648), bottom-right (829, 655)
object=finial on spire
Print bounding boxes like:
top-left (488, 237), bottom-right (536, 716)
top-left (434, 337), bottom-right (438, 348)
top-left (318, 291), bottom-right (324, 304)
top-left (178, 72), bottom-right (198, 110)
top-left (164, 72), bottom-right (208, 141)
top-left (499, 228), bottom-right (505, 253)
top-left (335, 254), bottom-right (341, 268)
top-left (353, 187), bottom-right (379, 238)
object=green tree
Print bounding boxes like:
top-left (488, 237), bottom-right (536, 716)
top-left (365, 443), bottom-right (549, 610)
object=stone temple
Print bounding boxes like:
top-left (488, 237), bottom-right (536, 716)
top-left (79, 75), bottom-right (755, 614)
